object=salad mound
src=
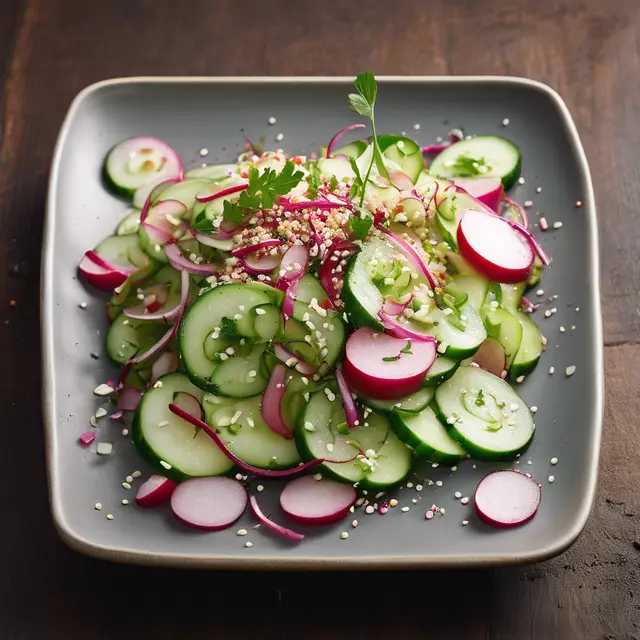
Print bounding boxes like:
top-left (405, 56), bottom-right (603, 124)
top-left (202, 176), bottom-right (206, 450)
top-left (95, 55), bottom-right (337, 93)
top-left (80, 73), bottom-right (547, 534)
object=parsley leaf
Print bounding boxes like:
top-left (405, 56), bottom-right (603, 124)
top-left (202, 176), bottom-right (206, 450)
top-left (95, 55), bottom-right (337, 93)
top-left (307, 162), bottom-right (322, 199)
top-left (450, 155), bottom-right (492, 177)
top-left (382, 355), bottom-right (399, 362)
top-left (220, 317), bottom-right (239, 340)
top-left (347, 206), bottom-right (373, 241)
top-left (400, 341), bottom-right (413, 355)
top-left (328, 175), bottom-right (339, 193)
top-left (222, 199), bottom-right (244, 226)
top-left (383, 340), bottom-right (413, 362)
top-left (348, 157), bottom-right (363, 200)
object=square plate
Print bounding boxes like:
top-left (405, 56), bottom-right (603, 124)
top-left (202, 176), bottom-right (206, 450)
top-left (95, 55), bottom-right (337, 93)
top-left (42, 77), bottom-right (604, 569)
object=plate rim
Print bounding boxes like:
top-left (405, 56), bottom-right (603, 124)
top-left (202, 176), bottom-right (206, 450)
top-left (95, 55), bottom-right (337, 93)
top-left (42, 75), bottom-right (604, 569)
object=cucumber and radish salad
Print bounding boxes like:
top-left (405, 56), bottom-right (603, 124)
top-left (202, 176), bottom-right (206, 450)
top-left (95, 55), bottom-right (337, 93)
top-left (80, 73), bottom-right (550, 537)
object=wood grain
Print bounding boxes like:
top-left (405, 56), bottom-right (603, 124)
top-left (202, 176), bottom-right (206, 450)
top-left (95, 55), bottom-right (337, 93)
top-left (0, 0), bottom-right (638, 638)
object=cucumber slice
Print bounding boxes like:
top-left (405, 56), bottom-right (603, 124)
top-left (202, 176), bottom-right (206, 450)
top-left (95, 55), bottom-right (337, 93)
top-left (429, 135), bottom-right (522, 191)
top-left (485, 307), bottom-right (523, 368)
top-left (132, 373), bottom-right (233, 480)
top-left (202, 393), bottom-right (301, 469)
top-left (434, 366), bottom-right (535, 460)
top-left (244, 280), bottom-right (285, 306)
top-left (156, 178), bottom-right (213, 211)
top-left (378, 134), bottom-right (423, 183)
top-left (480, 282), bottom-right (503, 320)
top-left (295, 389), bottom-right (410, 487)
top-left (251, 304), bottom-right (282, 342)
top-left (316, 157), bottom-right (356, 182)
top-left (94, 234), bottom-right (151, 271)
top-left (359, 387), bottom-right (435, 414)
top-left (116, 209), bottom-right (142, 236)
top-left (509, 311), bottom-right (543, 380)
top-left (106, 312), bottom-right (168, 365)
top-left (179, 284), bottom-right (273, 391)
top-left (448, 275), bottom-right (490, 313)
top-left (281, 371), bottom-right (319, 430)
top-left (332, 141), bottom-right (367, 159)
top-left (291, 273), bottom-right (329, 304)
top-left (209, 344), bottom-right (267, 398)
top-left (422, 355), bottom-right (460, 386)
top-left (500, 283), bottom-right (526, 314)
top-left (389, 406), bottom-right (467, 464)
top-left (185, 163), bottom-right (237, 180)
top-left (104, 137), bottom-right (182, 198)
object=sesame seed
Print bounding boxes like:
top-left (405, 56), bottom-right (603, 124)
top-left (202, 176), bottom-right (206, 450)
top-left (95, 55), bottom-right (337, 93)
top-left (560, 326), bottom-right (566, 332)
top-left (460, 497), bottom-right (469, 505)
top-left (275, 133), bottom-right (284, 142)
top-left (257, 485), bottom-right (264, 492)
top-left (94, 503), bottom-right (102, 511)
top-left (530, 406), bottom-right (538, 413)
top-left (122, 428), bottom-right (129, 436)
top-left (416, 484), bottom-right (423, 491)
top-left (340, 532), bottom-right (349, 540)
top-left (122, 482), bottom-right (132, 490)
top-left (96, 442), bottom-right (112, 456)
top-left (106, 514), bottom-right (114, 520)
top-left (549, 366), bottom-right (555, 375)
top-left (432, 462), bottom-right (439, 468)
top-left (126, 475), bottom-right (133, 483)
top-left (237, 529), bottom-right (248, 536)
top-left (413, 123), bottom-right (421, 130)
top-left (268, 116), bottom-right (277, 125)
top-left (565, 365), bottom-right (576, 376)
top-left (536, 289), bottom-right (544, 296)
top-left (94, 384), bottom-right (115, 396)
top-left (515, 375), bottom-right (525, 383)
top-left (245, 541), bottom-right (253, 548)
top-left (365, 505), bottom-right (375, 514)
top-left (436, 480), bottom-right (443, 487)
top-left (439, 508), bottom-right (446, 515)
top-left (523, 200), bottom-right (533, 208)
top-left (95, 408), bottom-right (107, 419)
top-left (462, 520), bottom-right (469, 526)
top-left (536, 187), bottom-right (542, 193)
top-left (502, 118), bottom-right (510, 126)
top-left (401, 507), bottom-right (410, 513)
top-left (553, 221), bottom-right (563, 229)
top-left (159, 460), bottom-right (172, 470)
top-left (157, 420), bottom-right (169, 428)
top-left (406, 482), bottom-right (414, 488)
top-left (389, 498), bottom-right (398, 507)
top-left (132, 470), bottom-right (141, 478)
top-left (352, 520), bottom-right (358, 528)
top-left (454, 491), bottom-right (462, 499)
top-left (550, 457), bottom-right (558, 465)
top-left (548, 475), bottom-right (555, 483)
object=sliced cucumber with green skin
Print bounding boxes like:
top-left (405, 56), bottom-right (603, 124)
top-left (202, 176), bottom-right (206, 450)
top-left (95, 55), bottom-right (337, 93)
top-left (527, 256), bottom-right (543, 289)
top-left (281, 371), bottom-right (319, 430)
top-left (116, 209), bottom-right (142, 236)
top-left (317, 157), bottom-right (356, 182)
top-left (509, 311), bottom-right (543, 380)
top-left (422, 355), bottom-right (460, 386)
top-left (485, 307), bottom-right (523, 368)
top-left (429, 135), bottom-right (522, 191)
top-left (500, 283), bottom-right (526, 314)
top-left (480, 282), bottom-right (503, 320)
top-left (434, 366), bottom-right (535, 460)
top-left (251, 304), bottom-right (282, 342)
top-left (378, 134), bottom-right (424, 183)
top-left (203, 393), bottom-right (301, 469)
top-left (94, 234), bottom-right (151, 271)
top-left (132, 373), bottom-right (233, 481)
top-left (104, 137), bottom-right (183, 198)
top-left (332, 141), bottom-right (367, 159)
top-left (106, 312), bottom-right (168, 365)
top-left (156, 178), bottom-right (213, 211)
top-left (179, 284), bottom-right (273, 392)
top-left (291, 273), bottom-right (329, 304)
top-left (448, 274), bottom-right (490, 313)
top-left (359, 387), bottom-right (434, 414)
top-left (295, 389), bottom-right (411, 487)
top-left (244, 280), bottom-right (285, 306)
top-left (389, 406), bottom-right (467, 464)
top-left (185, 163), bottom-right (237, 180)
top-left (209, 344), bottom-right (268, 398)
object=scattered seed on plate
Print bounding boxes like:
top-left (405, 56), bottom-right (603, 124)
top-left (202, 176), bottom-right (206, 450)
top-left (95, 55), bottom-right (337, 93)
top-left (159, 460), bottom-right (172, 470)
top-left (340, 531), bottom-right (349, 540)
top-left (365, 505), bottom-right (375, 515)
top-left (454, 491), bottom-right (462, 499)
top-left (565, 365), bottom-right (576, 377)
top-left (553, 221), bottom-right (563, 229)
top-left (94, 503), bottom-right (102, 511)
top-left (451, 466), bottom-right (457, 472)
top-left (275, 133), bottom-right (284, 142)
top-left (125, 475), bottom-right (134, 483)
top-left (406, 482), bottom-right (414, 488)
top-left (106, 514), bottom-right (114, 520)
top-left (436, 480), bottom-right (443, 487)
top-left (560, 326), bottom-right (566, 333)
top-left (352, 520), bottom-right (358, 528)
top-left (549, 366), bottom-right (555, 375)
top-left (132, 470), bottom-right (141, 478)
top-left (401, 506), bottom-right (410, 513)
top-left (518, 176), bottom-right (526, 185)
top-left (415, 484), bottom-right (423, 491)
top-left (461, 497), bottom-right (470, 505)
top-left (515, 375), bottom-right (525, 383)
top-left (462, 520), bottom-right (469, 526)
top-left (575, 200), bottom-right (583, 208)
top-left (121, 428), bottom-right (129, 436)
top-left (502, 118), bottom-right (510, 126)
top-left (245, 541), bottom-right (253, 548)
top-left (268, 116), bottom-right (276, 125)
top-left (536, 187), bottom-right (542, 193)
top-left (94, 384), bottom-right (115, 396)
top-left (199, 148), bottom-right (209, 157)
top-left (389, 498), bottom-right (398, 507)
top-left (550, 457), bottom-right (558, 465)
top-left (548, 476), bottom-right (555, 483)
top-left (531, 406), bottom-right (538, 413)
top-left (431, 462), bottom-right (439, 468)
top-left (122, 482), bottom-right (132, 490)
top-left (122, 499), bottom-right (129, 505)
top-left (237, 529), bottom-right (248, 536)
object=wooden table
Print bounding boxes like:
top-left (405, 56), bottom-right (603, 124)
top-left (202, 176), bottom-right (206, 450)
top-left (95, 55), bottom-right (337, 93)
top-left (1, 1), bottom-right (638, 637)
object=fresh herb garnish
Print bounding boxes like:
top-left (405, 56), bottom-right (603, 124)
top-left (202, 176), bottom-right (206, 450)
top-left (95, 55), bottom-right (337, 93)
top-left (328, 175), bottom-right (339, 193)
top-left (450, 154), bottom-right (491, 177)
top-left (219, 317), bottom-right (239, 340)
top-left (348, 71), bottom-right (390, 207)
top-left (475, 390), bottom-right (485, 407)
top-left (347, 206), bottom-right (373, 241)
top-left (400, 341), bottom-right (413, 355)
top-left (382, 340), bottom-right (413, 362)
top-left (336, 422), bottom-right (350, 435)
top-left (348, 157), bottom-right (363, 200)
top-left (306, 162), bottom-right (322, 200)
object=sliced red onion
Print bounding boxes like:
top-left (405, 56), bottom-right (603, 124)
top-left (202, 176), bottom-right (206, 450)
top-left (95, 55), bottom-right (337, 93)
top-left (85, 250), bottom-right (135, 275)
top-left (168, 403), bottom-right (327, 477)
top-left (249, 495), bottom-right (304, 542)
top-left (502, 196), bottom-right (529, 230)
top-left (165, 241), bottom-right (219, 274)
top-left (151, 351), bottom-right (179, 382)
top-left (388, 169), bottom-right (414, 192)
top-left (261, 365), bottom-right (293, 439)
top-left (117, 387), bottom-right (142, 412)
top-left (109, 410), bottom-right (124, 421)
top-left (382, 297), bottom-right (408, 316)
top-left (172, 391), bottom-right (204, 421)
top-left (379, 227), bottom-right (438, 288)
top-left (335, 369), bottom-right (360, 429)
top-left (274, 343), bottom-right (317, 376)
top-left (79, 431), bottom-right (95, 446)
top-left (232, 239), bottom-right (283, 259)
top-left (135, 176), bottom-right (181, 212)
top-left (195, 182), bottom-right (248, 203)
top-left (521, 297), bottom-right (539, 313)
top-left (123, 269), bottom-right (189, 322)
top-left (280, 199), bottom-right (348, 212)
top-left (140, 222), bottom-right (173, 245)
top-left (326, 123), bottom-right (366, 158)
top-left (378, 309), bottom-right (437, 343)
top-left (242, 252), bottom-right (282, 275)
top-left (282, 289), bottom-right (295, 320)
top-left (318, 240), bottom-right (356, 307)
top-left (275, 244), bottom-right (309, 290)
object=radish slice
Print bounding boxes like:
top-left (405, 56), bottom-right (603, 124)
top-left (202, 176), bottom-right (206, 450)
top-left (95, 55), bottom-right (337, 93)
top-left (168, 403), bottom-right (328, 477)
top-left (79, 431), bottom-right (95, 446)
top-left (474, 470), bottom-right (542, 527)
top-left (378, 309), bottom-right (437, 343)
top-left (261, 365), bottom-right (293, 439)
top-left (195, 182), bottom-right (248, 203)
top-left (151, 351), bottom-right (179, 382)
top-left (275, 244), bottom-right (309, 290)
top-left (145, 199), bottom-right (189, 236)
top-left (78, 252), bottom-right (128, 290)
top-left (382, 297), bottom-right (409, 316)
top-left (326, 123), bottom-right (366, 158)
top-left (343, 327), bottom-right (436, 400)
top-left (171, 477), bottom-right (247, 531)
top-left (471, 338), bottom-right (507, 377)
top-left (134, 176), bottom-right (181, 211)
top-left (136, 474), bottom-right (178, 508)
top-left (249, 495), bottom-right (304, 541)
top-left (124, 269), bottom-right (189, 322)
top-left (117, 387), bottom-right (142, 412)
top-left (453, 177), bottom-right (503, 213)
top-left (388, 169), bottom-right (414, 192)
top-left (172, 392), bottom-right (204, 420)
top-left (457, 209), bottom-right (534, 284)
top-left (232, 239), bottom-right (283, 259)
top-left (274, 343), bottom-right (317, 376)
top-left (379, 227), bottom-right (438, 288)
top-left (242, 251), bottom-right (282, 275)
top-left (335, 369), bottom-right (360, 429)
top-left (165, 241), bottom-right (219, 275)
top-left (280, 476), bottom-right (356, 525)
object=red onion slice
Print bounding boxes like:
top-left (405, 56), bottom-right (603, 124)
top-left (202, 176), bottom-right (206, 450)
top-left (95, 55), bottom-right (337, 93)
top-left (243, 252), bottom-right (282, 275)
top-left (378, 309), bottom-right (437, 343)
top-left (282, 289), bottom-right (295, 320)
top-left (382, 297), bottom-right (408, 316)
top-left (335, 369), bottom-right (360, 429)
top-left (318, 240), bottom-right (356, 306)
top-left (168, 403), bottom-right (327, 477)
top-left (123, 269), bottom-right (189, 321)
top-left (195, 182), bottom-right (248, 203)
top-left (275, 244), bottom-right (309, 290)
top-left (502, 196), bottom-right (529, 230)
top-left (280, 199), bottom-right (348, 212)
top-left (249, 495), bottom-right (304, 542)
top-left (151, 351), bottom-right (179, 382)
top-left (274, 343), bottom-right (317, 376)
top-left (117, 387), bottom-right (142, 412)
top-left (232, 239), bottom-right (283, 258)
top-left (326, 123), bottom-right (366, 158)
top-left (388, 169), bottom-right (414, 192)
top-left (261, 365), bottom-right (293, 439)
top-left (165, 241), bottom-right (219, 274)
top-left (378, 227), bottom-right (439, 288)
top-left (520, 297), bottom-right (539, 313)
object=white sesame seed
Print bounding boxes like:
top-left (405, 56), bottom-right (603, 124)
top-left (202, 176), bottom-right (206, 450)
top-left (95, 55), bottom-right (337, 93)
top-left (523, 200), bottom-right (533, 207)
top-left (502, 118), bottom-right (510, 126)
top-left (122, 499), bottom-right (129, 505)
top-left (365, 505), bottom-right (375, 515)
top-left (530, 406), bottom-right (538, 413)
top-left (106, 514), bottom-right (114, 520)
top-left (551, 457), bottom-right (558, 465)
top-left (432, 462), bottom-right (439, 468)
top-left (126, 475), bottom-right (133, 483)
top-left (460, 497), bottom-right (469, 505)
top-left (401, 506), bottom-right (410, 513)
top-left (413, 123), bottom-right (421, 130)
top-left (565, 365), bottom-right (576, 376)
top-left (416, 484), bottom-right (423, 491)
top-left (536, 289), bottom-right (544, 296)
top-left (95, 408), bottom-right (107, 419)
top-left (462, 520), bottom-right (469, 525)
top-left (575, 307), bottom-right (580, 312)
top-left (548, 475), bottom-right (555, 483)
top-left (439, 508), bottom-right (446, 515)
top-left (237, 529), bottom-right (248, 536)
top-left (515, 375), bottom-right (525, 383)
top-left (275, 133), bottom-right (284, 142)
top-left (122, 428), bottom-right (129, 436)
top-left (79, 301), bottom-right (87, 309)
top-left (549, 366), bottom-right (555, 375)
top-left (340, 531), bottom-right (349, 540)
top-left (454, 491), bottom-right (462, 499)
top-left (560, 326), bottom-right (566, 332)
top-left (122, 482), bottom-right (132, 490)
top-left (553, 221), bottom-right (563, 229)
top-left (159, 460), bottom-right (172, 470)
top-left (268, 116), bottom-right (276, 125)
top-left (94, 384), bottom-right (115, 396)
top-left (94, 502), bottom-right (103, 511)
top-left (352, 520), bottom-right (358, 528)
top-left (436, 480), bottom-right (443, 487)
top-left (536, 187), bottom-right (542, 193)
top-left (245, 541), bottom-right (253, 548)
top-left (389, 498), bottom-right (398, 507)
top-left (406, 482), bottom-right (414, 488)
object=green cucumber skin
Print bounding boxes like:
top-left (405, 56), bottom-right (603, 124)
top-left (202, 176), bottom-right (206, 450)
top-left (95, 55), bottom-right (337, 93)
top-left (103, 160), bottom-right (135, 198)
top-left (485, 307), bottom-right (523, 369)
top-left (422, 357), bottom-right (460, 387)
top-left (388, 410), bottom-right (465, 465)
top-left (509, 311), bottom-right (543, 380)
top-left (341, 252), bottom-right (384, 331)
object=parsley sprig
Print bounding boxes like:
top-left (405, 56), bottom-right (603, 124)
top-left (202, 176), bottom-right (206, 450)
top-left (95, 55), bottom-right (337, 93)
top-left (382, 340), bottom-right (413, 362)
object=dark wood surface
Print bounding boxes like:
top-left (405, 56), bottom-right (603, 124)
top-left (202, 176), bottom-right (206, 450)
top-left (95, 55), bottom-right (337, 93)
top-left (0, 0), bottom-right (638, 638)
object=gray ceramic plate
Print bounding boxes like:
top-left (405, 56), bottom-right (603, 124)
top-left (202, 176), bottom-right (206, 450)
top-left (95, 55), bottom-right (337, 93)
top-left (42, 77), bottom-right (603, 569)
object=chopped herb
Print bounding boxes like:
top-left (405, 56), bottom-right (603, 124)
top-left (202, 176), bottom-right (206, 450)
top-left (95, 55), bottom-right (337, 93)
top-left (347, 206), bottom-right (373, 241)
top-left (450, 154), bottom-right (492, 177)
top-left (328, 175), bottom-right (339, 193)
top-left (400, 341), bottom-right (413, 355)
top-left (383, 340), bottom-right (413, 362)
top-left (306, 162), bottom-right (322, 199)
top-left (220, 317), bottom-right (239, 340)
top-left (336, 422), bottom-right (350, 435)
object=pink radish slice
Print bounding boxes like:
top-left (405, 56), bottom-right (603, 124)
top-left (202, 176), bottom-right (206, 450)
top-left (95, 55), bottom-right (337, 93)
top-left (117, 387), bottom-right (142, 412)
top-left (274, 343), bottom-right (316, 376)
top-left (151, 351), bottom-right (179, 382)
top-left (249, 495), bottom-right (304, 541)
top-left (275, 244), bottom-right (309, 290)
top-left (453, 177), bottom-right (503, 213)
top-left (172, 392), bottom-right (204, 421)
top-left (242, 251), bottom-right (282, 275)
top-left (457, 209), bottom-right (534, 284)
top-left (171, 477), bottom-right (247, 530)
top-left (280, 475), bottom-right (356, 525)
top-left (79, 431), bottom-right (95, 446)
top-left (165, 241), bottom-right (219, 275)
top-left (145, 199), bottom-right (188, 235)
top-left (388, 169), bottom-right (414, 192)
top-left (78, 252), bottom-right (128, 290)
top-left (326, 123), bottom-right (366, 158)
top-left (378, 227), bottom-right (438, 288)
top-left (474, 470), bottom-right (542, 527)
top-left (195, 182), bottom-right (248, 203)
top-left (261, 365), bottom-right (293, 439)
top-left (471, 338), bottom-right (507, 377)
top-left (343, 327), bottom-right (436, 400)
top-left (136, 474), bottom-right (178, 508)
